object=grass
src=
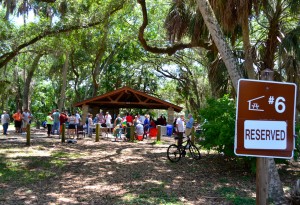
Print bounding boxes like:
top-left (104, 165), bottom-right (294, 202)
top-left (0, 151), bottom-right (81, 185)
top-left (121, 185), bottom-right (184, 205)
top-left (216, 186), bottom-right (255, 205)
top-left (0, 159), bottom-right (55, 184)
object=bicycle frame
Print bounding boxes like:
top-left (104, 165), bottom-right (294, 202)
top-left (167, 134), bottom-right (201, 162)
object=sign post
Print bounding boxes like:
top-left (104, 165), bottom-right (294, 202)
top-left (235, 78), bottom-right (297, 204)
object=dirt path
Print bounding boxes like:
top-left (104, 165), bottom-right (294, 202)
top-left (0, 128), bottom-right (298, 205)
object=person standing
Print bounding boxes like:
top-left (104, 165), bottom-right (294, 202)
top-left (1, 111), bottom-right (10, 135)
top-left (114, 114), bottom-right (122, 127)
top-left (68, 113), bottom-right (76, 137)
top-left (126, 113), bottom-right (133, 127)
top-left (52, 109), bottom-right (60, 135)
top-left (138, 114), bottom-right (145, 126)
top-left (98, 112), bottom-right (105, 125)
top-left (22, 109), bottom-right (31, 134)
top-left (105, 112), bottom-right (112, 133)
top-left (176, 115), bottom-right (185, 147)
top-left (185, 114), bottom-right (194, 136)
top-left (59, 111), bottom-right (68, 135)
top-left (88, 114), bottom-right (94, 137)
top-left (75, 111), bottom-right (81, 126)
top-left (12, 109), bottom-right (22, 133)
top-left (46, 112), bottom-right (53, 137)
top-left (143, 114), bottom-right (150, 139)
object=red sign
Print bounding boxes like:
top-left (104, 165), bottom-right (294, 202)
top-left (235, 79), bottom-right (297, 158)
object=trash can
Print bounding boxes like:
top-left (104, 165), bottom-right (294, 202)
top-left (167, 124), bottom-right (173, 136)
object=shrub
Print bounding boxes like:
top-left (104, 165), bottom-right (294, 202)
top-left (294, 122), bottom-right (300, 160)
top-left (199, 95), bottom-right (236, 157)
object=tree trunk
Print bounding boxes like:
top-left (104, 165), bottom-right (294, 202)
top-left (268, 159), bottom-right (287, 204)
top-left (92, 20), bottom-right (109, 97)
top-left (240, 1), bottom-right (255, 79)
top-left (58, 52), bottom-right (69, 111)
top-left (23, 54), bottom-right (42, 110)
top-left (196, 0), bottom-right (244, 91)
top-left (263, 3), bottom-right (282, 70)
top-left (195, 0), bottom-right (287, 203)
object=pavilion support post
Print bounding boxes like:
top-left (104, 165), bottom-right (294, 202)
top-left (95, 123), bottom-right (100, 142)
top-left (130, 126), bottom-right (135, 142)
top-left (81, 104), bottom-right (89, 126)
top-left (157, 125), bottom-right (161, 141)
top-left (26, 124), bottom-right (31, 146)
top-left (167, 107), bottom-right (174, 125)
top-left (61, 124), bottom-right (66, 143)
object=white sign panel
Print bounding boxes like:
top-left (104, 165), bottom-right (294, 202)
top-left (244, 120), bottom-right (287, 150)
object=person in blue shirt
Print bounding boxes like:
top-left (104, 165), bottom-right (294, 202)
top-left (143, 114), bottom-right (150, 139)
top-left (185, 114), bottom-right (194, 136)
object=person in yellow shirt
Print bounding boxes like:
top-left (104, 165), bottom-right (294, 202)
top-left (46, 112), bottom-right (53, 137)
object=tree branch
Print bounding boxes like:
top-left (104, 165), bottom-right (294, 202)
top-left (0, 3), bottom-right (124, 68)
top-left (137, 0), bottom-right (209, 56)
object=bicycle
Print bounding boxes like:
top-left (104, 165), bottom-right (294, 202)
top-left (167, 134), bottom-right (201, 162)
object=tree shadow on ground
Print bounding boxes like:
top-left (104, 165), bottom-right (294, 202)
top-left (0, 135), bottom-right (296, 204)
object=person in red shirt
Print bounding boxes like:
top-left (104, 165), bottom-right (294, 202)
top-left (59, 111), bottom-right (68, 135)
top-left (126, 113), bottom-right (133, 127)
top-left (12, 109), bottom-right (22, 133)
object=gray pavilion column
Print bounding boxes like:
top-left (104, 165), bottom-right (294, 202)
top-left (167, 107), bottom-right (174, 125)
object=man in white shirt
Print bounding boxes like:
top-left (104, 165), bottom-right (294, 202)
top-left (176, 115), bottom-right (185, 147)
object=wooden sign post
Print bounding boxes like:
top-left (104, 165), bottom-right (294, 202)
top-left (235, 75), bottom-right (297, 204)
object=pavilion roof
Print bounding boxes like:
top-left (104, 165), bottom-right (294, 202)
top-left (74, 86), bottom-right (183, 113)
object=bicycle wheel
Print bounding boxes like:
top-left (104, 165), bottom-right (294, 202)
top-left (189, 144), bottom-right (201, 160)
top-left (167, 144), bottom-right (181, 162)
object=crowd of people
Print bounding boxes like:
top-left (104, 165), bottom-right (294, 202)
top-left (45, 109), bottom-right (81, 137)
top-left (1, 108), bottom-right (195, 144)
top-left (1, 109), bottom-right (33, 135)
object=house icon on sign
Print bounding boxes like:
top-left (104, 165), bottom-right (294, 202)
top-left (247, 96), bottom-right (265, 111)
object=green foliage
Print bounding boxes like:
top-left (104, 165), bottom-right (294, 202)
top-left (199, 95), bottom-right (236, 156)
top-left (294, 122), bottom-right (300, 160)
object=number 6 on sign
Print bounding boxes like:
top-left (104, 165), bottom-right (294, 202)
top-left (275, 97), bottom-right (286, 113)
